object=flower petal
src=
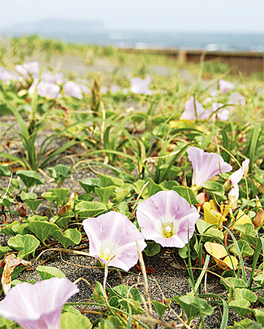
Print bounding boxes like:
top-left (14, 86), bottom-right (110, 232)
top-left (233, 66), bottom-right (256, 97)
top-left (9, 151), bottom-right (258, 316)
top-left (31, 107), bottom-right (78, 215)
top-left (137, 191), bottom-right (199, 248)
top-left (83, 211), bottom-right (146, 271)
top-left (0, 277), bottom-right (78, 329)
top-left (187, 147), bottom-right (232, 188)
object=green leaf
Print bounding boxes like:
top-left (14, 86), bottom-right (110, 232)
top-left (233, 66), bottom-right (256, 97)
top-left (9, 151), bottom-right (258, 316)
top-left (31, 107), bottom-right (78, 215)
top-left (220, 277), bottom-right (247, 297)
top-left (0, 164), bottom-right (11, 177)
top-left (21, 191), bottom-right (43, 212)
top-left (61, 312), bottom-right (92, 329)
top-left (8, 234), bottom-right (40, 258)
top-left (159, 180), bottom-right (179, 190)
top-left (98, 173), bottom-right (124, 187)
top-left (202, 181), bottom-right (225, 195)
top-left (235, 223), bottom-right (256, 236)
top-left (75, 201), bottom-right (107, 218)
top-left (0, 315), bottom-right (22, 328)
top-left (240, 234), bottom-right (259, 248)
top-left (0, 246), bottom-right (12, 258)
top-left (144, 241), bottom-right (160, 256)
top-left (36, 265), bottom-right (65, 280)
top-left (152, 300), bottom-right (168, 318)
top-left (92, 281), bottom-right (106, 304)
top-left (0, 221), bottom-right (20, 236)
top-left (16, 170), bottom-right (44, 189)
top-left (79, 178), bottom-right (102, 193)
top-left (146, 178), bottom-right (163, 197)
top-left (174, 295), bottom-right (213, 323)
top-left (48, 164), bottom-right (72, 186)
top-left (27, 221), bottom-right (60, 244)
top-left (228, 299), bottom-right (251, 317)
top-left (234, 288), bottom-right (257, 303)
top-left (172, 186), bottom-right (198, 205)
top-left (53, 188), bottom-right (70, 207)
top-left (230, 240), bottom-right (254, 257)
top-left (253, 309), bottom-right (264, 326)
top-left (95, 186), bottom-right (116, 204)
top-left (53, 228), bottom-right (82, 248)
top-left (227, 319), bottom-right (262, 329)
top-left (196, 218), bottom-right (224, 240)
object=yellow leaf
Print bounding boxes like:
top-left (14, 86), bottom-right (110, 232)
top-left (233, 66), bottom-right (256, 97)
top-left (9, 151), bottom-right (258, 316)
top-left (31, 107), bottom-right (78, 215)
top-left (204, 242), bottom-right (228, 259)
top-left (204, 242), bottom-right (238, 270)
top-left (203, 201), bottom-right (226, 225)
top-left (215, 256), bottom-right (238, 270)
top-left (231, 209), bottom-right (252, 229)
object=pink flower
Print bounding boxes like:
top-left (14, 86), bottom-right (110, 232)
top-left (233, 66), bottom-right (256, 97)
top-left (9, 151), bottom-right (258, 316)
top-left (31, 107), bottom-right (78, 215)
top-left (63, 81), bottom-right (83, 99)
top-left (110, 84), bottom-right (120, 94)
top-left (228, 92), bottom-right (245, 106)
top-left (36, 81), bottom-right (61, 99)
top-left (218, 79), bottom-right (235, 93)
top-left (15, 61), bottom-right (39, 80)
top-left (229, 158), bottom-right (250, 200)
top-left (187, 147), bottom-right (232, 188)
top-left (137, 191), bottom-right (199, 248)
top-left (130, 76), bottom-right (153, 95)
top-left (180, 96), bottom-right (211, 120)
top-left (41, 70), bottom-right (65, 85)
top-left (83, 211), bottom-right (146, 271)
top-left (211, 102), bottom-right (229, 121)
top-left (0, 277), bottom-right (79, 329)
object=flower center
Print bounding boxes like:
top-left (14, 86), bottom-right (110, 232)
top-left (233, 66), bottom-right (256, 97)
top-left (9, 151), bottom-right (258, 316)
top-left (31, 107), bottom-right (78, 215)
top-left (99, 247), bottom-right (111, 261)
top-left (162, 223), bottom-right (174, 238)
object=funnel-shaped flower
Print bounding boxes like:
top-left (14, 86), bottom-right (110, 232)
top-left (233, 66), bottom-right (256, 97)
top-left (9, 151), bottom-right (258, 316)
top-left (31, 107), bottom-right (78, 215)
top-left (130, 76), bottom-right (152, 95)
top-left (211, 102), bottom-right (229, 121)
top-left (180, 96), bottom-right (211, 120)
top-left (15, 61), bottom-right (39, 80)
top-left (37, 81), bottom-right (61, 99)
top-left (218, 79), bottom-right (235, 93)
top-left (187, 147), bottom-right (232, 189)
top-left (0, 277), bottom-right (79, 329)
top-left (228, 158), bottom-right (250, 201)
top-left (63, 81), bottom-right (83, 99)
top-left (83, 211), bottom-right (146, 271)
top-left (137, 191), bottom-right (199, 248)
top-left (228, 92), bottom-right (245, 106)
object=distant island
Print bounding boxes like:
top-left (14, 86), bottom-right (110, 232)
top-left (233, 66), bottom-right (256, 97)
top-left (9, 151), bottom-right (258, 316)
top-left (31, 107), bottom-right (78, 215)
top-left (0, 19), bottom-right (106, 35)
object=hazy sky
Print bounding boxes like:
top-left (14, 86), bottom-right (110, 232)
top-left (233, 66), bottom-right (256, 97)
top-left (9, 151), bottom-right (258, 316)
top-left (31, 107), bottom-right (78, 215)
top-left (0, 0), bottom-right (263, 33)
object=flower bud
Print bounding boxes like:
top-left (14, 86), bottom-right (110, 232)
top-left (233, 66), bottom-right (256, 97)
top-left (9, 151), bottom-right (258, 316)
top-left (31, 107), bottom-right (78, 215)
top-left (18, 203), bottom-right (27, 217)
top-left (58, 205), bottom-right (67, 217)
top-left (254, 209), bottom-right (264, 227)
top-left (65, 192), bottom-right (76, 211)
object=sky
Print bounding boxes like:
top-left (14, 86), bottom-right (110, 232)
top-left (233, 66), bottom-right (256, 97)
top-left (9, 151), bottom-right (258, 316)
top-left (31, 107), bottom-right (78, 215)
top-left (0, 0), bottom-right (263, 33)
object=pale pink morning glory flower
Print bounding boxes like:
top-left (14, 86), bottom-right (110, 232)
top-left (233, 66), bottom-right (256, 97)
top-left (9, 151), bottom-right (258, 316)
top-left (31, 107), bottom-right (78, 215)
top-left (63, 81), bottom-right (83, 99)
top-left (0, 67), bottom-right (20, 83)
top-left (110, 84), bottom-right (120, 94)
top-left (0, 277), bottom-right (79, 329)
top-left (218, 79), bottom-right (235, 94)
top-left (180, 96), bottom-right (211, 120)
top-left (0, 67), bottom-right (12, 81)
top-left (15, 61), bottom-right (39, 80)
top-left (187, 147), bottom-right (232, 188)
top-left (211, 102), bottom-right (229, 121)
top-left (228, 92), bottom-right (245, 106)
top-left (36, 81), bottom-right (61, 99)
top-left (137, 191), bottom-right (199, 248)
top-left (83, 211), bottom-right (146, 271)
top-left (229, 158), bottom-right (250, 200)
top-left (41, 70), bottom-right (65, 85)
top-left (130, 76), bottom-right (153, 95)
